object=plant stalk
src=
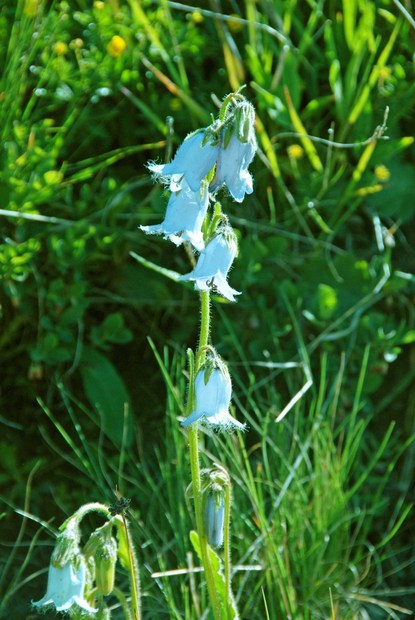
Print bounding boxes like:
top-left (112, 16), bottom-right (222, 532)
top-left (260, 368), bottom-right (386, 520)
top-left (188, 290), bottom-right (222, 620)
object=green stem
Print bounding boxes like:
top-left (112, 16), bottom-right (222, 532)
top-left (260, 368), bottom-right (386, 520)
top-left (65, 502), bottom-right (110, 528)
top-left (223, 482), bottom-right (232, 612)
top-left (122, 516), bottom-right (141, 620)
top-left (197, 291), bottom-right (210, 368)
top-left (188, 290), bottom-right (222, 620)
top-left (112, 586), bottom-right (133, 620)
top-left (111, 514), bottom-right (141, 620)
top-left (219, 91), bottom-right (244, 122)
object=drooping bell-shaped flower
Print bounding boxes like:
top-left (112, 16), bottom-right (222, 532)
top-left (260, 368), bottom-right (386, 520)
top-left (179, 226), bottom-right (240, 301)
top-left (33, 557), bottom-right (97, 613)
top-left (148, 130), bottom-right (219, 192)
top-left (204, 493), bottom-right (225, 548)
top-left (210, 101), bottom-right (257, 202)
top-left (182, 356), bottom-right (245, 430)
top-left (140, 180), bottom-right (209, 251)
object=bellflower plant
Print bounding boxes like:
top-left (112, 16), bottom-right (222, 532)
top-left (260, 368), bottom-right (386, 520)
top-left (148, 129), bottom-right (219, 192)
top-left (140, 180), bottom-right (209, 251)
top-left (210, 100), bottom-right (257, 202)
top-left (33, 502), bottom-right (142, 620)
top-left (204, 494), bottom-right (225, 548)
top-left (182, 352), bottom-right (246, 431)
top-left (33, 558), bottom-right (97, 614)
top-left (139, 90), bottom-right (257, 620)
top-left (179, 225), bottom-right (240, 301)
top-left (33, 515), bottom-right (97, 614)
top-left (210, 132), bottom-right (255, 202)
top-left (201, 466), bottom-right (231, 550)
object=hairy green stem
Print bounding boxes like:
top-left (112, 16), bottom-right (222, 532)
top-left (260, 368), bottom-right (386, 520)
top-left (223, 482), bottom-right (232, 613)
top-left (111, 514), bottom-right (141, 620)
top-left (188, 290), bottom-right (222, 619)
top-left (196, 290), bottom-right (210, 370)
top-left (112, 586), bottom-right (133, 620)
top-left (122, 517), bottom-right (141, 620)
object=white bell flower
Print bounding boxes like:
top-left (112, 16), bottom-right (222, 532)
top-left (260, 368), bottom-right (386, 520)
top-left (33, 557), bottom-right (97, 613)
top-left (148, 130), bottom-right (219, 192)
top-left (182, 363), bottom-right (245, 431)
top-left (179, 227), bottom-right (240, 301)
top-left (210, 133), bottom-right (256, 203)
top-left (140, 180), bottom-right (209, 251)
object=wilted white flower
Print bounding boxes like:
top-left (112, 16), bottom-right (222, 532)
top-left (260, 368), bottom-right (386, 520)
top-left (182, 362), bottom-right (245, 431)
top-left (33, 558), bottom-right (97, 613)
top-left (148, 130), bottom-right (219, 192)
top-left (140, 180), bottom-right (209, 251)
top-left (179, 227), bottom-right (240, 301)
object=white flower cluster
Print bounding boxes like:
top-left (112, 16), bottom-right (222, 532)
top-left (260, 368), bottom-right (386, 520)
top-left (33, 513), bottom-right (118, 616)
top-left (141, 95), bottom-right (257, 302)
top-left (141, 94), bottom-right (256, 432)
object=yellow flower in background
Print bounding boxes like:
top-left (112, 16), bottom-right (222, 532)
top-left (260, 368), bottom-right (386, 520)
top-left (287, 144), bottom-right (304, 160)
top-left (54, 41), bottom-right (68, 56)
top-left (191, 11), bottom-right (204, 24)
top-left (374, 164), bottom-right (390, 182)
top-left (94, 1), bottom-right (105, 9)
top-left (107, 35), bottom-right (127, 58)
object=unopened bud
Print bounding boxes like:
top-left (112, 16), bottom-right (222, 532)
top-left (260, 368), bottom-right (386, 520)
top-left (234, 101), bottom-right (256, 144)
top-left (204, 492), bottom-right (225, 548)
top-left (201, 466), bottom-right (230, 548)
top-left (84, 522), bottom-right (117, 596)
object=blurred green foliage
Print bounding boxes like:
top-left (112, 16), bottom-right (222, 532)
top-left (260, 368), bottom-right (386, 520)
top-left (1, 0), bottom-right (415, 617)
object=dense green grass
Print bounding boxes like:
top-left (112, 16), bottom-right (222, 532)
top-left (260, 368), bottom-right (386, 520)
top-left (1, 0), bottom-right (415, 618)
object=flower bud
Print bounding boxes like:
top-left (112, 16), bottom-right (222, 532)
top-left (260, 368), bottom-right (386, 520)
top-left (201, 466), bottom-right (231, 548)
top-left (84, 523), bottom-right (118, 596)
top-left (204, 492), bottom-right (225, 548)
top-left (234, 100), bottom-right (256, 144)
top-left (210, 98), bottom-right (257, 202)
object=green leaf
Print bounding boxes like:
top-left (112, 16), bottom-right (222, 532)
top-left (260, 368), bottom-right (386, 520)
top-left (189, 530), bottom-right (238, 620)
top-left (79, 347), bottom-right (133, 447)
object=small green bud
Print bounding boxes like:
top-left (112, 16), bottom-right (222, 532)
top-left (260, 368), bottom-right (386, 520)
top-left (234, 101), bottom-right (256, 144)
top-left (95, 543), bottom-right (117, 596)
top-left (85, 522), bottom-right (118, 596)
